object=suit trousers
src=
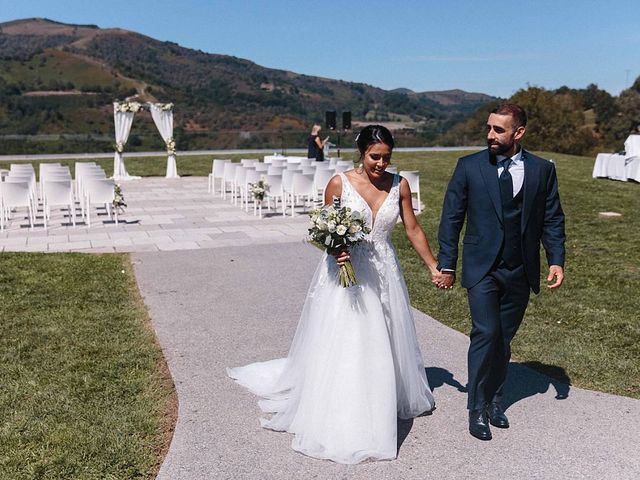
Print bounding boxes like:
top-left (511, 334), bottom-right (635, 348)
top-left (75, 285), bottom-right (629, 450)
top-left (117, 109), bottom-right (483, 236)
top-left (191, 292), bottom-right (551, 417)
top-left (466, 263), bottom-right (530, 410)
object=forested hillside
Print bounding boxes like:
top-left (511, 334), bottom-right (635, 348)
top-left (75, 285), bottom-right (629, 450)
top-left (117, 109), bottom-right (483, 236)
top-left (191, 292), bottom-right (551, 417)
top-left (0, 18), bottom-right (493, 153)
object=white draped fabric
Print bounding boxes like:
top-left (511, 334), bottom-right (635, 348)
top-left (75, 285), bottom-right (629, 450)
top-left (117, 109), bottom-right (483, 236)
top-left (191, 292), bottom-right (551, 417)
top-left (624, 134), bottom-right (640, 157)
top-left (593, 135), bottom-right (640, 183)
top-left (113, 108), bottom-right (140, 181)
top-left (150, 104), bottom-right (179, 178)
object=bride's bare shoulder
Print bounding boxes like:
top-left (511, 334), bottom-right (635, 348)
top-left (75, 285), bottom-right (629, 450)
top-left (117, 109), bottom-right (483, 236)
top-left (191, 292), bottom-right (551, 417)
top-left (324, 174), bottom-right (343, 200)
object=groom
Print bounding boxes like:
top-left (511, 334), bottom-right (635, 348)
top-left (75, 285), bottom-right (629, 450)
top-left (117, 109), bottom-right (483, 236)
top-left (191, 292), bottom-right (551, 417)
top-left (437, 103), bottom-right (565, 440)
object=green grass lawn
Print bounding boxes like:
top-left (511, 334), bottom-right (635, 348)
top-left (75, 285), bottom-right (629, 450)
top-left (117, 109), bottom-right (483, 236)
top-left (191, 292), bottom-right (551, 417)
top-left (0, 253), bottom-right (176, 479)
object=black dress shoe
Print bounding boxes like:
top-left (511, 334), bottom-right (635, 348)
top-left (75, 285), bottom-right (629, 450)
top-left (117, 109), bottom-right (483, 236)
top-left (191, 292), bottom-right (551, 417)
top-left (487, 402), bottom-right (509, 428)
top-left (468, 409), bottom-right (492, 440)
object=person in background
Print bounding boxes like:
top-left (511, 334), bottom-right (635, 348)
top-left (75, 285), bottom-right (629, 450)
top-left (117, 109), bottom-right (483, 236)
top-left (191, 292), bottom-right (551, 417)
top-left (308, 124), bottom-right (329, 161)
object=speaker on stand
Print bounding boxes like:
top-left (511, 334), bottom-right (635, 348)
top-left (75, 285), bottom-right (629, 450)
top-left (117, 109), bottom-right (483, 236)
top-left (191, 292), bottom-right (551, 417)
top-left (325, 111), bottom-right (337, 130)
top-left (342, 111), bottom-right (351, 130)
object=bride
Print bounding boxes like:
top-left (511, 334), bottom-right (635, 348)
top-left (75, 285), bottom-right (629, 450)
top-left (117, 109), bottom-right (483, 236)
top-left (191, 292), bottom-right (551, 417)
top-left (228, 125), bottom-right (446, 464)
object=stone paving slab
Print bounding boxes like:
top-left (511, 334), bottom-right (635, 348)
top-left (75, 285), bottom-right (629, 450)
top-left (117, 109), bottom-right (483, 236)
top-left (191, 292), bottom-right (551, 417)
top-left (0, 177), bottom-right (309, 253)
top-left (132, 244), bottom-right (640, 480)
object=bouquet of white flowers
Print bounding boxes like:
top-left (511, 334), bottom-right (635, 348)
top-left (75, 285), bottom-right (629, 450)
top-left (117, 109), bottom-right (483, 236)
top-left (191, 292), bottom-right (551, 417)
top-left (308, 197), bottom-right (370, 287)
top-left (113, 184), bottom-right (127, 213)
top-left (250, 179), bottom-right (269, 201)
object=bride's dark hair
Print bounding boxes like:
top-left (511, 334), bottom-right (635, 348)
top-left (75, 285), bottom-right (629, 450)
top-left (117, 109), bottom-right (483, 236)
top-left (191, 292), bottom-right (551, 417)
top-left (355, 125), bottom-right (395, 157)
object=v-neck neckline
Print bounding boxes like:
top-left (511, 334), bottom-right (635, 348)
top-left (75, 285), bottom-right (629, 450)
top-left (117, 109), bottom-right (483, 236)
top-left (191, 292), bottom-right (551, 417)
top-left (342, 173), bottom-right (395, 230)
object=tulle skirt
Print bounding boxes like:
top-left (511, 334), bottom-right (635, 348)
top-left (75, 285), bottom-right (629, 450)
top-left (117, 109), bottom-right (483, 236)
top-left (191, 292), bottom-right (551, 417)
top-left (227, 242), bottom-right (434, 464)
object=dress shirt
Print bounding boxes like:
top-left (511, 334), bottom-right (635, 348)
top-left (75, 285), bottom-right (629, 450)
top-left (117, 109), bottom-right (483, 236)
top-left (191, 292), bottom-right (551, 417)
top-left (496, 148), bottom-right (524, 196)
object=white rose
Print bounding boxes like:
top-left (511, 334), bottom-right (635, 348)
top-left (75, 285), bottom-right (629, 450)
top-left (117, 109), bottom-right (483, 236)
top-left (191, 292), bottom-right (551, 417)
top-left (336, 225), bottom-right (347, 236)
top-left (348, 224), bottom-right (361, 234)
top-left (327, 221), bottom-right (337, 233)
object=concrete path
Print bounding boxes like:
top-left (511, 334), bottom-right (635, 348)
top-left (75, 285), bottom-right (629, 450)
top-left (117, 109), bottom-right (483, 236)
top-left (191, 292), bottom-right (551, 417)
top-left (133, 244), bottom-right (640, 480)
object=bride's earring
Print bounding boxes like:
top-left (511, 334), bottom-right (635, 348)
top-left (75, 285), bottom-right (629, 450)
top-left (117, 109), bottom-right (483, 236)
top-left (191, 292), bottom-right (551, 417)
top-left (357, 163), bottom-right (364, 174)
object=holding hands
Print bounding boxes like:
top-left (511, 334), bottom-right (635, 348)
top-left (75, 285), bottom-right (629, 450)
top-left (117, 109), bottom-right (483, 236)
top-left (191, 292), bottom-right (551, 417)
top-left (431, 267), bottom-right (455, 290)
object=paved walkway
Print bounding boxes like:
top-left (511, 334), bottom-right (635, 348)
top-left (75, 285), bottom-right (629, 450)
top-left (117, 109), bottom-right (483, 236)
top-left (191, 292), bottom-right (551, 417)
top-left (0, 177), bottom-right (309, 253)
top-left (132, 244), bottom-right (640, 480)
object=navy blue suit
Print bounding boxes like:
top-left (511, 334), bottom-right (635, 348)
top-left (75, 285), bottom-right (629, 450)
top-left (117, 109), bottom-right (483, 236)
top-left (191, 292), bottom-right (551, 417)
top-left (438, 148), bottom-right (565, 410)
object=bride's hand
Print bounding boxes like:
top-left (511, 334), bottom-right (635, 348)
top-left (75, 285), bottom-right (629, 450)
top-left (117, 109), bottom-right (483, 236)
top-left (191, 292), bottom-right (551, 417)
top-left (332, 249), bottom-right (350, 266)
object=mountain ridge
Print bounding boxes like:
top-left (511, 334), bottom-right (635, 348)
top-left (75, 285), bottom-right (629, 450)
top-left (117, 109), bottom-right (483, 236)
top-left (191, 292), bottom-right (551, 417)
top-left (0, 18), bottom-right (498, 152)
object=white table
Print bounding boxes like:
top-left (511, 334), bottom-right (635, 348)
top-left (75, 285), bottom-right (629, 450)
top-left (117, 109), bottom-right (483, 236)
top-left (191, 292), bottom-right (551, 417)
top-left (624, 134), bottom-right (640, 157)
top-left (625, 157), bottom-right (640, 182)
top-left (593, 134), bottom-right (640, 183)
top-left (593, 153), bottom-right (613, 178)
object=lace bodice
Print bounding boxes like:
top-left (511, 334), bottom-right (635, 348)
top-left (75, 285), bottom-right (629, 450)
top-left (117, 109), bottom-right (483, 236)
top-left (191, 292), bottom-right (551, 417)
top-left (338, 172), bottom-right (400, 240)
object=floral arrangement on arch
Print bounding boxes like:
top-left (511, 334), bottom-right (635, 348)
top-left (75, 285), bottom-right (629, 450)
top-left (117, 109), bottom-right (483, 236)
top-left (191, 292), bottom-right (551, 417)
top-left (165, 137), bottom-right (177, 156)
top-left (114, 141), bottom-right (125, 153)
top-left (159, 102), bottom-right (174, 111)
top-left (114, 101), bottom-right (142, 113)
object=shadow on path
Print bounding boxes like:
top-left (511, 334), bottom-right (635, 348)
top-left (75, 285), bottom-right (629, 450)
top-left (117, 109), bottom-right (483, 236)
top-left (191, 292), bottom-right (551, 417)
top-left (426, 367), bottom-right (467, 394)
top-left (503, 361), bottom-right (571, 410)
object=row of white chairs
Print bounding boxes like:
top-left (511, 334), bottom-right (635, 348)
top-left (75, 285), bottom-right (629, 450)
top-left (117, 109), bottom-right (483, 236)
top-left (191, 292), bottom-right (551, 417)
top-left (207, 158), bottom-right (421, 217)
top-left (209, 159), bottom-right (356, 216)
top-left (0, 162), bottom-right (119, 230)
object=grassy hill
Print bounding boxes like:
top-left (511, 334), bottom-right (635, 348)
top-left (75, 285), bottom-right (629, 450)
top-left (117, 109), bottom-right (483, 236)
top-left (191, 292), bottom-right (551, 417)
top-left (0, 18), bottom-right (496, 153)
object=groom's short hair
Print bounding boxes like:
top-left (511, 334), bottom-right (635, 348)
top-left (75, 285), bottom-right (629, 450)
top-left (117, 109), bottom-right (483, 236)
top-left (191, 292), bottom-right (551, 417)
top-left (492, 103), bottom-right (527, 129)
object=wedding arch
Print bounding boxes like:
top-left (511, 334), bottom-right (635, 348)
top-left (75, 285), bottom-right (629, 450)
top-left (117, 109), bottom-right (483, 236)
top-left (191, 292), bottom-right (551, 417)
top-left (113, 101), bottom-right (179, 180)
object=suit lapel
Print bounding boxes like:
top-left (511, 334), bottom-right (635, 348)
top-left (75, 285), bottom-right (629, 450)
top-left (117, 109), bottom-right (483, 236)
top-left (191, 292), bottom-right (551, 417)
top-left (479, 149), bottom-right (503, 224)
top-left (521, 149), bottom-right (539, 230)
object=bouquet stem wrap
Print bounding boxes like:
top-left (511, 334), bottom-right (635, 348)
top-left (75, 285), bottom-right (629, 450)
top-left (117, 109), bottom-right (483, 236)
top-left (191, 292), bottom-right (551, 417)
top-left (336, 256), bottom-right (358, 288)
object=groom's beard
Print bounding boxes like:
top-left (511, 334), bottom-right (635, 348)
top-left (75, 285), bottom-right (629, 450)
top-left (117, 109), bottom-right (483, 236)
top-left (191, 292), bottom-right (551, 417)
top-left (487, 139), bottom-right (514, 156)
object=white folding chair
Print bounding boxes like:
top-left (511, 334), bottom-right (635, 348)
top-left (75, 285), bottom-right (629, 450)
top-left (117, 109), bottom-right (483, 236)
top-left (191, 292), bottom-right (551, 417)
top-left (333, 164), bottom-right (352, 173)
top-left (400, 170), bottom-right (422, 213)
top-left (289, 173), bottom-right (315, 216)
top-left (233, 165), bottom-right (248, 206)
top-left (43, 180), bottom-right (75, 229)
top-left (281, 169), bottom-right (297, 215)
top-left (77, 169), bottom-right (106, 219)
top-left (240, 158), bottom-right (259, 167)
top-left (244, 169), bottom-right (262, 212)
top-left (1, 181), bottom-right (35, 230)
top-left (221, 162), bottom-right (238, 199)
top-left (207, 159), bottom-right (228, 194)
top-left (313, 168), bottom-right (336, 200)
top-left (84, 179), bottom-right (116, 227)
top-left (299, 158), bottom-right (313, 167)
top-left (267, 165), bottom-right (286, 176)
top-left (336, 160), bottom-right (353, 169)
top-left (5, 174), bottom-right (38, 216)
top-left (264, 174), bottom-right (283, 212)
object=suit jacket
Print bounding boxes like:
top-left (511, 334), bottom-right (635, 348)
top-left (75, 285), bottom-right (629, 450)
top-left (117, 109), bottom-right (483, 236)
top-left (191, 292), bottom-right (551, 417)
top-left (437, 148), bottom-right (565, 294)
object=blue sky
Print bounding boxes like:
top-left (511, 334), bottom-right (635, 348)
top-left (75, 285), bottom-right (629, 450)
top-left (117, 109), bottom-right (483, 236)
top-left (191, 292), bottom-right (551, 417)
top-left (1, 0), bottom-right (638, 98)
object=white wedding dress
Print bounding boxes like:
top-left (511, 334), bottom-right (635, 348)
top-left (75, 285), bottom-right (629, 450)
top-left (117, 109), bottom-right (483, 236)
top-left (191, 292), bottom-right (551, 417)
top-left (227, 172), bottom-right (434, 464)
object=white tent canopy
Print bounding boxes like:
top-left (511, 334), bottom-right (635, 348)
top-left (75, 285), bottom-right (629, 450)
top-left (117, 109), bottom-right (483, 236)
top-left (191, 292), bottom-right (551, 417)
top-left (112, 101), bottom-right (179, 180)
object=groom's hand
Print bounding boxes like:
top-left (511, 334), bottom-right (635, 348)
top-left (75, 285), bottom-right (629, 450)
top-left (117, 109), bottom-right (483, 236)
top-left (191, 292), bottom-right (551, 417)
top-left (547, 265), bottom-right (564, 289)
top-left (433, 270), bottom-right (455, 289)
